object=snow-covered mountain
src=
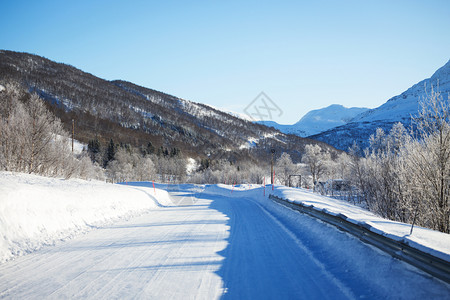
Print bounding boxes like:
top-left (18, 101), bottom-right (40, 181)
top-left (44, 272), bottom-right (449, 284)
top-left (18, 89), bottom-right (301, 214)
top-left (311, 59), bottom-right (450, 151)
top-left (353, 60), bottom-right (450, 123)
top-left (259, 104), bottom-right (369, 137)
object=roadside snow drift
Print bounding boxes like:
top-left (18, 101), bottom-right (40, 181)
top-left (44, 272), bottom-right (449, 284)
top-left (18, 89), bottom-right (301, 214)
top-left (0, 172), bottom-right (173, 263)
top-left (270, 186), bottom-right (450, 262)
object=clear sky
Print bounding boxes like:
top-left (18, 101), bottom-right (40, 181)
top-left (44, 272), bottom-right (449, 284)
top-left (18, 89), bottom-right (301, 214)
top-left (1, 0), bottom-right (449, 124)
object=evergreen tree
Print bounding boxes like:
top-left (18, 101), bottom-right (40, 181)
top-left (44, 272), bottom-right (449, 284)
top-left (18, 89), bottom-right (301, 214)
top-left (199, 158), bottom-right (210, 171)
top-left (104, 138), bottom-right (116, 167)
top-left (146, 141), bottom-right (155, 155)
top-left (170, 147), bottom-right (181, 157)
top-left (87, 139), bottom-right (101, 163)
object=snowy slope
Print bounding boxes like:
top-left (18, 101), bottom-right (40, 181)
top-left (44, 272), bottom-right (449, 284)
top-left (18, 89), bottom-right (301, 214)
top-left (0, 172), bottom-right (173, 263)
top-left (352, 59), bottom-right (450, 123)
top-left (259, 104), bottom-right (368, 137)
top-left (312, 60), bottom-right (450, 150)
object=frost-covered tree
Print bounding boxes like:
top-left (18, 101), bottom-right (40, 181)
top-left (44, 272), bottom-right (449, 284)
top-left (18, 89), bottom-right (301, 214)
top-left (135, 157), bottom-right (156, 182)
top-left (77, 154), bottom-right (105, 181)
top-left (106, 148), bottom-right (134, 182)
top-left (406, 86), bottom-right (450, 232)
top-left (0, 86), bottom-right (28, 171)
top-left (105, 146), bottom-right (184, 183)
top-left (247, 165), bottom-right (266, 184)
top-left (275, 152), bottom-right (296, 186)
top-left (351, 123), bottom-right (412, 220)
top-left (347, 143), bottom-right (368, 204)
top-left (0, 83), bottom-right (83, 178)
top-left (301, 144), bottom-right (330, 189)
top-left (25, 93), bottom-right (63, 174)
top-left (345, 85), bottom-right (450, 233)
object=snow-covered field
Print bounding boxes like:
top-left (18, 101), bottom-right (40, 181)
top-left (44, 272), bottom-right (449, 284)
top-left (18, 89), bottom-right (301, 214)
top-left (0, 174), bottom-right (449, 298)
top-left (0, 172), bottom-right (173, 263)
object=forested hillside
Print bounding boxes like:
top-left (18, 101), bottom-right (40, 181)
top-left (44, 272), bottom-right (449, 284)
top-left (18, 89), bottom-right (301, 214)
top-left (0, 50), bottom-right (336, 164)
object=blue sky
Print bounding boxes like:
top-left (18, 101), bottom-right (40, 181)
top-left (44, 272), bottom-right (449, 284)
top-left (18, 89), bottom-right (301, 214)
top-left (1, 0), bottom-right (449, 124)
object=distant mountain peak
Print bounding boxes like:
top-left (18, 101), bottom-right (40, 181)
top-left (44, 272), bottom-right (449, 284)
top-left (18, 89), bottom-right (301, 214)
top-left (351, 59), bottom-right (450, 124)
top-left (311, 59), bottom-right (450, 151)
top-left (258, 104), bottom-right (368, 137)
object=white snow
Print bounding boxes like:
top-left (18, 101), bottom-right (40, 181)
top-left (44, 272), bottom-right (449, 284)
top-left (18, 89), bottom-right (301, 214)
top-left (0, 172), bottom-right (173, 263)
top-left (239, 137), bottom-right (258, 149)
top-left (207, 104), bottom-right (255, 122)
top-left (185, 157), bottom-right (198, 174)
top-left (58, 135), bottom-right (85, 155)
top-left (183, 100), bottom-right (223, 120)
top-left (0, 178), bottom-right (449, 298)
top-left (72, 139), bottom-right (86, 155)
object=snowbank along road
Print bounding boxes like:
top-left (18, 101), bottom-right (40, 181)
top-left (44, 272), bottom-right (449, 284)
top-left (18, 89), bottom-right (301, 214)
top-left (0, 184), bottom-right (449, 299)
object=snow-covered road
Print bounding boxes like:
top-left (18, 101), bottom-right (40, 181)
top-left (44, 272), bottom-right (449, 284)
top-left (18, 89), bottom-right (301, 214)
top-left (0, 187), bottom-right (449, 299)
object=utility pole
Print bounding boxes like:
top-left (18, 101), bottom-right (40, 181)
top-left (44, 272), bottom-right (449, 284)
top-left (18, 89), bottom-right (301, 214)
top-left (72, 119), bottom-right (74, 153)
top-left (271, 148), bottom-right (275, 184)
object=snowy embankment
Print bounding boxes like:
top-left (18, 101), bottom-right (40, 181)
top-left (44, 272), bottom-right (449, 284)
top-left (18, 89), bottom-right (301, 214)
top-left (271, 187), bottom-right (450, 262)
top-left (203, 184), bottom-right (450, 263)
top-left (0, 172), bottom-right (173, 263)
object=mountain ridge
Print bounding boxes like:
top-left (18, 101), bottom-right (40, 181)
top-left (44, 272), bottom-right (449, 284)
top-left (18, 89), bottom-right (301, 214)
top-left (311, 59), bottom-right (450, 151)
top-left (0, 50), bottom-right (338, 163)
top-left (351, 59), bottom-right (450, 124)
top-left (259, 104), bottom-right (369, 137)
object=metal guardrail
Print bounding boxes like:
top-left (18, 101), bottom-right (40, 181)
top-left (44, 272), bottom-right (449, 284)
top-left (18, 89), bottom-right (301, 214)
top-left (269, 194), bottom-right (450, 284)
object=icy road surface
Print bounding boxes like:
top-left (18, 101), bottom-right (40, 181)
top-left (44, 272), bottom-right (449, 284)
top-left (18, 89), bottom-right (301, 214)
top-left (0, 188), bottom-right (449, 299)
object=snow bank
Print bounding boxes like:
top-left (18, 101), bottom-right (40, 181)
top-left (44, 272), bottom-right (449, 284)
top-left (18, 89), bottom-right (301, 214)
top-left (0, 172), bottom-right (173, 263)
top-left (271, 186), bottom-right (450, 262)
top-left (3, 175), bottom-right (448, 268)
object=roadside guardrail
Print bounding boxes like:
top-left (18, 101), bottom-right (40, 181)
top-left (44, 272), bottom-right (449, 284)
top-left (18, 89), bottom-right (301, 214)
top-left (269, 194), bottom-right (450, 284)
